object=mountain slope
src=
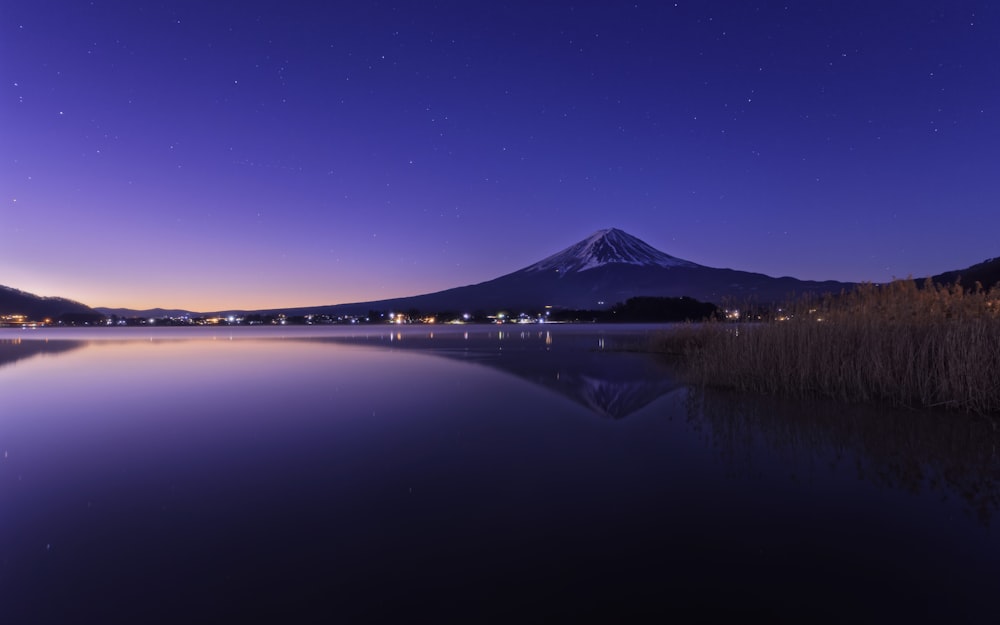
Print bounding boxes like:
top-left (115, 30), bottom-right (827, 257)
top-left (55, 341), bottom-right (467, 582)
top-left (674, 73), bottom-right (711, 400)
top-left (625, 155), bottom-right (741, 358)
top-left (929, 256), bottom-right (1000, 290)
top-left (265, 229), bottom-right (855, 316)
top-left (18, 230), bottom-right (1000, 319)
top-left (524, 228), bottom-right (699, 273)
top-left (97, 307), bottom-right (197, 318)
top-left (0, 284), bottom-right (100, 320)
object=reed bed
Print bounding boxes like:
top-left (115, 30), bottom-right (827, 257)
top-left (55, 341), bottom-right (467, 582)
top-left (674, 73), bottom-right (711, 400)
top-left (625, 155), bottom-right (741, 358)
top-left (656, 279), bottom-right (1000, 415)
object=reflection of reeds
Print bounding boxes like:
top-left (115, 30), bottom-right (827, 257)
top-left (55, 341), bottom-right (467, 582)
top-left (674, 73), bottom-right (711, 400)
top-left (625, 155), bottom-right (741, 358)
top-left (655, 279), bottom-right (1000, 414)
top-left (685, 386), bottom-right (1000, 525)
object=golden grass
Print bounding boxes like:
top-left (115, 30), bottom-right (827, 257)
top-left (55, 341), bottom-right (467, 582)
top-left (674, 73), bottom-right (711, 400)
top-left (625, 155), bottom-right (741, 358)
top-left (655, 279), bottom-right (1000, 414)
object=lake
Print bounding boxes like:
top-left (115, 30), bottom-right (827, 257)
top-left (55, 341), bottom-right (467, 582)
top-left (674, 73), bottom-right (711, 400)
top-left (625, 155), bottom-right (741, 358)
top-left (1, 325), bottom-right (997, 623)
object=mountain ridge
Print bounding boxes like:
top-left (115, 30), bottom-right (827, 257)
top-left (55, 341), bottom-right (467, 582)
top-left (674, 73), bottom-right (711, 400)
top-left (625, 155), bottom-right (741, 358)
top-left (0, 285), bottom-right (101, 321)
top-left (930, 256), bottom-right (1000, 290)
top-left (6, 228), bottom-right (996, 318)
top-left (198, 229), bottom-right (860, 316)
top-left (257, 230), bottom-right (998, 316)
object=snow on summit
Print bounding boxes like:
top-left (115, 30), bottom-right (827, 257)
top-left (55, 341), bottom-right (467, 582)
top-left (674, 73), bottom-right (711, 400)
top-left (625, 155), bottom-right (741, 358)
top-left (523, 228), bottom-right (699, 274)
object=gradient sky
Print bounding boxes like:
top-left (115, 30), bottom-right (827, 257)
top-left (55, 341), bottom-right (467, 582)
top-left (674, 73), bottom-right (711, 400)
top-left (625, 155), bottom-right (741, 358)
top-left (3, 1), bottom-right (999, 311)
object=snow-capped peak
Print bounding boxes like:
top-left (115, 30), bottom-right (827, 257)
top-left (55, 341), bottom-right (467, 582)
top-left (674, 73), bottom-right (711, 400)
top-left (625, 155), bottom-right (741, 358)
top-left (523, 228), bottom-right (698, 274)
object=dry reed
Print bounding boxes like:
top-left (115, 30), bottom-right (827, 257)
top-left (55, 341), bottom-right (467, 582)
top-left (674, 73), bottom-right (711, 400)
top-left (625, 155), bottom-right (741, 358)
top-left (655, 279), bottom-right (1000, 415)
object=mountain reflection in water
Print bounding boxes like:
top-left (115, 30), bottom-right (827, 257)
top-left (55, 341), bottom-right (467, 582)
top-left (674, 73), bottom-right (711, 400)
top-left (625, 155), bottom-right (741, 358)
top-left (0, 338), bottom-right (85, 370)
top-left (308, 327), bottom-right (683, 419)
top-left (288, 327), bottom-right (1000, 527)
top-left (1, 327), bottom-right (999, 622)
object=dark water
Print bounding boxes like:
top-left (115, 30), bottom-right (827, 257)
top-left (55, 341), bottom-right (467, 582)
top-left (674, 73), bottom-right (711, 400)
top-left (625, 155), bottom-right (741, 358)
top-left (1, 326), bottom-right (997, 623)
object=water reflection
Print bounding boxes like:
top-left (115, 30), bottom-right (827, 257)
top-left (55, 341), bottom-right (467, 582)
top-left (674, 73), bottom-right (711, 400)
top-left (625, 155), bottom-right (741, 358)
top-left (441, 348), bottom-right (682, 419)
top-left (1, 328), bottom-right (998, 622)
top-left (0, 338), bottom-right (86, 370)
top-left (292, 327), bottom-right (682, 419)
top-left (687, 386), bottom-right (1000, 525)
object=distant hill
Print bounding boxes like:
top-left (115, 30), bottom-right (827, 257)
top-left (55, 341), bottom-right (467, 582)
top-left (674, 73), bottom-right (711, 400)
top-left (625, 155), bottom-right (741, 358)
top-left (928, 257), bottom-right (1000, 290)
top-left (96, 307), bottom-right (197, 318)
top-left (0, 284), bottom-right (101, 321)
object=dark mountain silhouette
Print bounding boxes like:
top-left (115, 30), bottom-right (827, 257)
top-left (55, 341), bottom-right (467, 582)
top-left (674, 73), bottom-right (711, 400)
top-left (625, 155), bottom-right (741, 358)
top-left (89, 228), bottom-right (997, 317)
top-left (0, 285), bottom-right (101, 321)
top-left (97, 307), bottom-right (195, 319)
top-left (255, 228), bottom-right (855, 316)
top-left (928, 256), bottom-right (1000, 290)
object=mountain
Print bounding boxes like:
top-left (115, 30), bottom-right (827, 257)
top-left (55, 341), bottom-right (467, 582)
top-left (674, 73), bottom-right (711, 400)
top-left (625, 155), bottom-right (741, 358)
top-left (84, 229), bottom-right (1000, 318)
top-left (97, 307), bottom-right (197, 319)
top-left (0, 284), bottom-right (101, 321)
top-left (523, 228), bottom-right (700, 273)
top-left (267, 228), bottom-right (855, 316)
top-left (21, 230), bottom-right (1000, 320)
top-left (928, 256), bottom-right (1000, 290)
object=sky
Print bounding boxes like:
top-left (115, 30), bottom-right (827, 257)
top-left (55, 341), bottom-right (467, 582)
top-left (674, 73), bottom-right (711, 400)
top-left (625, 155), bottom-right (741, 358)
top-left (3, 1), bottom-right (999, 311)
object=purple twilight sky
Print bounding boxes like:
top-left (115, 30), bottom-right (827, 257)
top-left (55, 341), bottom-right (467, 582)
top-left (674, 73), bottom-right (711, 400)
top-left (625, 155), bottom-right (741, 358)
top-left (3, 1), bottom-right (999, 311)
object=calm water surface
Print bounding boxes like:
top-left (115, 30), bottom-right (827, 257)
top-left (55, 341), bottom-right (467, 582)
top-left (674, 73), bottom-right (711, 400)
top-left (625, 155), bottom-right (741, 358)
top-left (1, 325), bottom-right (997, 623)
